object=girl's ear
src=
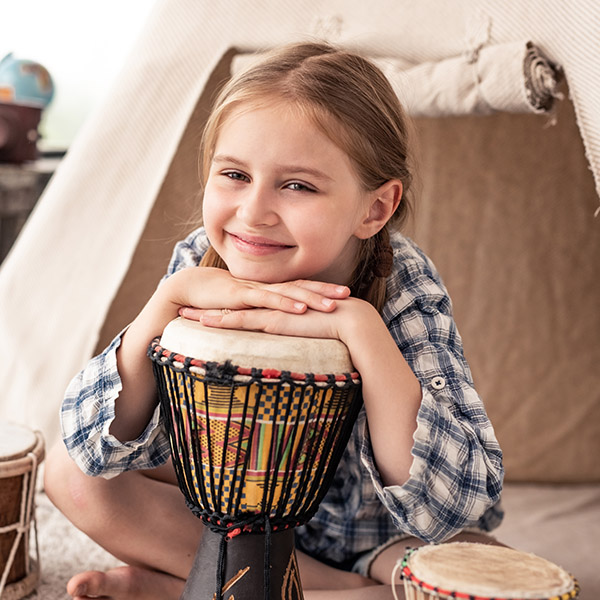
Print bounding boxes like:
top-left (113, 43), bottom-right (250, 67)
top-left (354, 179), bottom-right (402, 239)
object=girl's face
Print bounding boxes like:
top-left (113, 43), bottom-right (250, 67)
top-left (203, 102), bottom-right (374, 285)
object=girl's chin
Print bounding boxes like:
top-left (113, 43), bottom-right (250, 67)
top-left (227, 264), bottom-right (293, 284)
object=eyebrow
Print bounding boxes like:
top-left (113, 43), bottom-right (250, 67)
top-left (212, 154), bottom-right (333, 182)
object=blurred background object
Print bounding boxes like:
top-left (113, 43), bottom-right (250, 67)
top-left (0, 53), bottom-right (54, 163)
top-left (0, 1), bottom-right (156, 264)
top-left (0, 53), bottom-right (55, 262)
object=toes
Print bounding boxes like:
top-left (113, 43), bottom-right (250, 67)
top-left (66, 566), bottom-right (184, 600)
top-left (67, 569), bottom-right (120, 599)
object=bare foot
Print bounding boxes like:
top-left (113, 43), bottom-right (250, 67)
top-left (67, 566), bottom-right (184, 600)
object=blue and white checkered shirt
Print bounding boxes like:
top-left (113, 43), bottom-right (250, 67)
top-left (61, 228), bottom-right (504, 569)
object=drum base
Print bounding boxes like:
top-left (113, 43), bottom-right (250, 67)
top-left (181, 527), bottom-right (303, 600)
top-left (0, 561), bottom-right (39, 600)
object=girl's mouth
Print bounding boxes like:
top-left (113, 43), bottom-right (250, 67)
top-left (228, 232), bottom-right (294, 256)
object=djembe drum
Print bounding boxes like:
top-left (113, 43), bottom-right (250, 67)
top-left (0, 422), bottom-right (45, 600)
top-left (148, 318), bottom-right (362, 600)
top-left (397, 542), bottom-right (579, 600)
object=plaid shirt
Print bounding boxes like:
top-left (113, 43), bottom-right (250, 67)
top-left (61, 228), bottom-right (504, 568)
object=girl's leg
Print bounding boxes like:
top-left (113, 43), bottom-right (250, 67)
top-left (297, 551), bottom-right (376, 590)
top-left (45, 442), bottom-right (379, 599)
top-left (47, 443), bottom-right (499, 600)
top-left (44, 441), bottom-right (202, 599)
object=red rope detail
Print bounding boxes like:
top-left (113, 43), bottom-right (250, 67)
top-left (153, 344), bottom-right (360, 382)
top-left (225, 527), bottom-right (242, 540)
top-left (402, 565), bottom-right (512, 600)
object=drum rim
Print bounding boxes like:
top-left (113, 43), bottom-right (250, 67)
top-left (0, 422), bottom-right (38, 462)
top-left (400, 544), bottom-right (579, 600)
top-left (149, 338), bottom-right (360, 386)
top-left (0, 560), bottom-right (39, 600)
top-left (0, 431), bottom-right (45, 478)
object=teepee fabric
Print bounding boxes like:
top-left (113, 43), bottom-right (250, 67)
top-left (0, 0), bottom-right (598, 448)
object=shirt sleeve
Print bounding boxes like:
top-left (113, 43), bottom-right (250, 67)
top-left (61, 227), bottom-right (210, 478)
top-left (358, 245), bottom-right (504, 542)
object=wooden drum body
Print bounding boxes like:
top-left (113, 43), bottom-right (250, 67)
top-left (400, 542), bottom-right (579, 600)
top-left (0, 422), bottom-right (44, 600)
top-left (149, 318), bottom-right (363, 600)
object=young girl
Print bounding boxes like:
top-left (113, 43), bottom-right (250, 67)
top-left (44, 42), bottom-right (504, 600)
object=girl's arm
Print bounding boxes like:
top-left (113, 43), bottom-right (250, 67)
top-left (332, 300), bottom-right (422, 486)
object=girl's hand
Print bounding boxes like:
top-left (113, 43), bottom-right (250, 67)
top-left (186, 295), bottom-right (370, 345)
top-left (190, 306), bottom-right (343, 341)
top-left (173, 267), bottom-right (351, 318)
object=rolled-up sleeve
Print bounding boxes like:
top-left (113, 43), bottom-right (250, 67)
top-left (61, 227), bottom-right (211, 477)
top-left (359, 249), bottom-right (504, 542)
top-left (61, 330), bottom-right (170, 478)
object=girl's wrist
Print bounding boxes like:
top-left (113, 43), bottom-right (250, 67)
top-left (336, 298), bottom-right (380, 348)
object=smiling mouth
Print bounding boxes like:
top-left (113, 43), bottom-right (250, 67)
top-left (228, 232), bottom-right (294, 254)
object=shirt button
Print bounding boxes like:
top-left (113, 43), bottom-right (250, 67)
top-left (431, 376), bottom-right (446, 390)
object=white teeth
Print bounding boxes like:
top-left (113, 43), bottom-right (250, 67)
top-left (241, 236), bottom-right (276, 246)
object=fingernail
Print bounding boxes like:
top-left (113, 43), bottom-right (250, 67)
top-left (294, 302), bottom-right (306, 311)
top-left (74, 584), bottom-right (87, 596)
top-left (322, 298), bottom-right (334, 307)
top-left (335, 286), bottom-right (348, 294)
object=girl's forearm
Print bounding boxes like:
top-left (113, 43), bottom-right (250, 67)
top-left (109, 277), bottom-right (182, 442)
top-left (341, 304), bottom-right (421, 487)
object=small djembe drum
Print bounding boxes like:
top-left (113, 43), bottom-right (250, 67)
top-left (398, 542), bottom-right (579, 600)
top-left (0, 422), bottom-right (44, 600)
top-left (148, 318), bottom-right (363, 600)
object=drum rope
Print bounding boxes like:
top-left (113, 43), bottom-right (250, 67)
top-left (0, 447), bottom-right (40, 596)
top-left (216, 533), bottom-right (226, 600)
top-left (263, 518), bottom-right (272, 600)
top-left (390, 555), bottom-right (404, 600)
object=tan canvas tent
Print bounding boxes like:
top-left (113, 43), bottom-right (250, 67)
top-left (0, 0), bottom-right (599, 593)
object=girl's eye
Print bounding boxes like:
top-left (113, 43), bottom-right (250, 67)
top-left (285, 181), bottom-right (316, 193)
top-left (223, 171), bottom-right (250, 182)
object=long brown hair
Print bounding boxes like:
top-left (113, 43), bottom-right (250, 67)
top-left (199, 42), bottom-right (414, 312)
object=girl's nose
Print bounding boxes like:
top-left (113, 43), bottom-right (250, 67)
top-left (236, 184), bottom-right (279, 227)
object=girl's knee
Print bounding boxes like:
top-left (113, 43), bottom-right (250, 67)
top-left (44, 441), bottom-right (90, 513)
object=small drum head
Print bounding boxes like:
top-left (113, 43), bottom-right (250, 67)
top-left (402, 542), bottom-right (578, 599)
top-left (0, 422), bottom-right (37, 462)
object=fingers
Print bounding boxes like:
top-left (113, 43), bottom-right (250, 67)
top-left (197, 307), bottom-right (338, 340)
top-left (174, 267), bottom-right (351, 315)
top-left (277, 280), bottom-right (351, 298)
top-left (241, 286), bottom-right (309, 313)
top-left (243, 280), bottom-right (350, 313)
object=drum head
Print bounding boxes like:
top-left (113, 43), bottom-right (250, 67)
top-left (159, 318), bottom-right (355, 374)
top-left (0, 422), bottom-right (37, 462)
top-left (404, 542), bottom-right (577, 599)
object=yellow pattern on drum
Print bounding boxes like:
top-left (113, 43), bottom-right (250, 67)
top-left (171, 373), bottom-right (352, 516)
